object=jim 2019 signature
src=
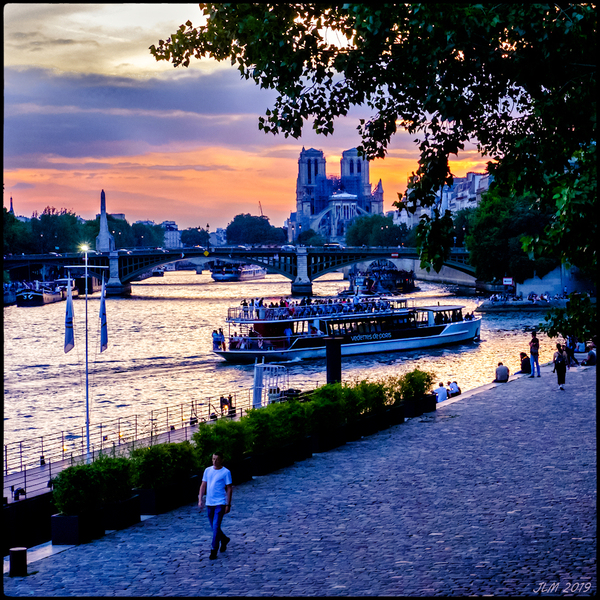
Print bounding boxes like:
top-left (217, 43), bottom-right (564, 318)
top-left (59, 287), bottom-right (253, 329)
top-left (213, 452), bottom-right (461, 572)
top-left (533, 581), bottom-right (592, 594)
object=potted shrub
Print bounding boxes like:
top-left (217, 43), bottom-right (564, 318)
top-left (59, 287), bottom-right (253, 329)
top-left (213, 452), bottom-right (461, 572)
top-left (382, 376), bottom-right (406, 426)
top-left (131, 441), bottom-right (198, 514)
top-left (354, 379), bottom-right (387, 435)
top-left (304, 384), bottom-right (346, 453)
top-left (340, 382), bottom-right (363, 441)
top-left (93, 454), bottom-right (140, 531)
top-left (398, 368), bottom-right (436, 418)
top-left (282, 399), bottom-right (311, 462)
top-left (244, 402), bottom-right (295, 474)
top-left (193, 419), bottom-right (252, 484)
top-left (51, 463), bottom-right (105, 545)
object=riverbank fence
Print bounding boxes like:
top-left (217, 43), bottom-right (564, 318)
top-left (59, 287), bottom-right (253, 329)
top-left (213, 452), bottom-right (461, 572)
top-left (3, 380), bottom-right (320, 504)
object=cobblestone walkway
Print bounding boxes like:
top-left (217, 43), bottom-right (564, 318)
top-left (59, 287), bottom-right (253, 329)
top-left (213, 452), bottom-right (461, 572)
top-left (4, 365), bottom-right (596, 596)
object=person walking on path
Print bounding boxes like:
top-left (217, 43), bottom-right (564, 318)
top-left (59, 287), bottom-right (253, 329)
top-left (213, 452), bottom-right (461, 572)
top-left (553, 343), bottom-right (568, 391)
top-left (199, 452), bottom-right (233, 560)
top-left (529, 331), bottom-right (541, 377)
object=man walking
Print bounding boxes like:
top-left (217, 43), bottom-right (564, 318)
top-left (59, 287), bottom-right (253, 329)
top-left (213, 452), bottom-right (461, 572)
top-left (529, 331), bottom-right (541, 377)
top-left (199, 452), bottom-right (233, 560)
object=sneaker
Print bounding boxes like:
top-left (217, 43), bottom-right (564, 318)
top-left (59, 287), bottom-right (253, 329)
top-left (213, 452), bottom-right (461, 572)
top-left (209, 549), bottom-right (218, 560)
top-left (220, 535), bottom-right (231, 552)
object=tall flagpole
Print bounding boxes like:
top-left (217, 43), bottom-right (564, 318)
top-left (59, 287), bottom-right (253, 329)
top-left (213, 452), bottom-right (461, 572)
top-left (65, 245), bottom-right (108, 463)
top-left (84, 245), bottom-right (90, 459)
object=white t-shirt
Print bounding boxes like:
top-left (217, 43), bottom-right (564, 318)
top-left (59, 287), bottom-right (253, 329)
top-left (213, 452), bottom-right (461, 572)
top-left (202, 466), bottom-right (232, 506)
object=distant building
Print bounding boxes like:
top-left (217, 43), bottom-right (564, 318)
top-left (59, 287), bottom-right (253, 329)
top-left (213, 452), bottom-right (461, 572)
top-left (391, 171), bottom-right (493, 228)
top-left (288, 147), bottom-right (384, 242)
top-left (160, 220), bottom-right (182, 249)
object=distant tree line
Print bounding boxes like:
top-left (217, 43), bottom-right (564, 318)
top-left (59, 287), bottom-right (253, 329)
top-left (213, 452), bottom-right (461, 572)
top-left (3, 207), bottom-right (164, 255)
top-left (225, 214), bottom-right (285, 245)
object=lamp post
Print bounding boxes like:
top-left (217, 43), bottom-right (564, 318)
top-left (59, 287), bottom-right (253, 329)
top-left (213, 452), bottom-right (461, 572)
top-left (81, 244), bottom-right (91, 458)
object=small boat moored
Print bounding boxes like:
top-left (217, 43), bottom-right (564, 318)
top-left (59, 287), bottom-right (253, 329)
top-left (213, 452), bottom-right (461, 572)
top-left (16, 285), bottom-right (64, 306)
top-left (211, 264), bottom-right (267, 282)
top-left (213, 297), bottom-right (481, 363)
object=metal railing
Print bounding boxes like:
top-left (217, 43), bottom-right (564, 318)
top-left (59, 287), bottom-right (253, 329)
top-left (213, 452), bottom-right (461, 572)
top-left (3, 381), bottom-right (322, 503)
top-left (227, 298), bottom-right (413, 322)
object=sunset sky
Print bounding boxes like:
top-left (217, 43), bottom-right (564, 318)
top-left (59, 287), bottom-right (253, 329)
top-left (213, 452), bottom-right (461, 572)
top-left (3, 4), bottom-right (489, 231)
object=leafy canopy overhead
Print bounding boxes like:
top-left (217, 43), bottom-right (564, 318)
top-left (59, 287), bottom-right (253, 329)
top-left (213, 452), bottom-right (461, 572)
top-left (151, 4), bottom-right (596, 277)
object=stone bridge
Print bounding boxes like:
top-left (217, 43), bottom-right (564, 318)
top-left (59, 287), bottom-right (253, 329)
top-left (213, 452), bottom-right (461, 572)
top-left (3, 247), bottom-right (475, 296)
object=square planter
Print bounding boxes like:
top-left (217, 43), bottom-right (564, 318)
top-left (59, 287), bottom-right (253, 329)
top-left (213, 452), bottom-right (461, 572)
top-left (385, 405), bottom-right (405, 427)
top-left (344, 421), bottom-right (363, 442)
top-left (360, 413), bottom-right (380, 437)
top-left (227, 456), bottom-right (253, 485)
top-left (51, 511), bottom-right (104, 545)
top-left (135, 487), bottom-right (177, 515)
top-left (402, 398), bottom-right (424, 419)
top-left (293, 437), bottom-right (313, 461)
top-left (103, 495), bottom-right (141, 531)
top-left (422, 393), bottom-right (438, 413)
top-left (251, 452), bottom-right (278, 476)
top-left (311, 425), bottom-right (347, 453)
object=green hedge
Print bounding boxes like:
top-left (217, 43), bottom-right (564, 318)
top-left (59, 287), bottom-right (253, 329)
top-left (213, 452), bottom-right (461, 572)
top-left (193, 418), bottom-right (250, 467)
top-left (52, 368), bottom-right (435, 514)
top-left (130, 441), bottom-right (197, 490)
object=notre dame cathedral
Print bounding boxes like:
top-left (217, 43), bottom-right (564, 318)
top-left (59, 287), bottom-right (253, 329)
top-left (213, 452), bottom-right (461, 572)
top-left (287, 147), bottom-right (384, 242)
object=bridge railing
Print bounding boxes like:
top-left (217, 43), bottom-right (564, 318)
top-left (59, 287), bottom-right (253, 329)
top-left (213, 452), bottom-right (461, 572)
top-left (227, 298), bottom-right (414, 322)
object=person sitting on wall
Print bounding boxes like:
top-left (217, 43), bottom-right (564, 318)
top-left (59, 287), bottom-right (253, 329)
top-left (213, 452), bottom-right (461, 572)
top-left (581, 346), bottom-right (596, 366)
top-left (447, 381), bottom-right (461, 397)
top-left (433, 382), bottom-right (448, 403)
top-left (494, 362), bottom-right (510, 382)
top-left (516, 352), bottom-right (531, 374)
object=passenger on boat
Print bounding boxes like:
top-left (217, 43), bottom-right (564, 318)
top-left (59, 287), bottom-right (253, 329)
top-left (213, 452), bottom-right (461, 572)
top-left (284, 326), bottom-right (293, 347)
top-left (230, 331), bottom-right (240, 349)
top-left (212, 330), bottom-right (220, 351)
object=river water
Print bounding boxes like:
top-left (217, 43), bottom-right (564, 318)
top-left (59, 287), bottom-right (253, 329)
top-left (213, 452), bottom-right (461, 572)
top-left (3, 271), bottom-right (556, 448)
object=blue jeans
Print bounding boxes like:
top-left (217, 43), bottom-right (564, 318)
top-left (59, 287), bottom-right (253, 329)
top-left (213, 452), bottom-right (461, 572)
top-left (206, 505), bottom-right (227, 551)
top-left (530, 354), bottom-right (540, 376)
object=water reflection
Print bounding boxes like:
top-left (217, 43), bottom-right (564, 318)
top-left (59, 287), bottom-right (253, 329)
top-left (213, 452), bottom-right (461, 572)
top-left (3, 271), bottom-right (555, 446)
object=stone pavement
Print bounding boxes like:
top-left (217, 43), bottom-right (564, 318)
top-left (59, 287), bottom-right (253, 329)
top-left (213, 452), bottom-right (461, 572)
top-left (4, 364), bottom-right (596, 596)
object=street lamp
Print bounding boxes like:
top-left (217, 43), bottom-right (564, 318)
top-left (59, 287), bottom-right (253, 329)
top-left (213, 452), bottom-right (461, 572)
top-left (80, 243), bottom-right (91, 458)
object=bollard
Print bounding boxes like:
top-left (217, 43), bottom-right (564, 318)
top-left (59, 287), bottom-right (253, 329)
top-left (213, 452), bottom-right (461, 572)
top-left (9, 547), bottom-right (27, 577)
top-left (324, 337), bottom-right (342, 384)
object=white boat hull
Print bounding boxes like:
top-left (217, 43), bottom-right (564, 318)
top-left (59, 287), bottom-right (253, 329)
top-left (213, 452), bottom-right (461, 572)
top-left (214, 318), bottom-right (481, 363)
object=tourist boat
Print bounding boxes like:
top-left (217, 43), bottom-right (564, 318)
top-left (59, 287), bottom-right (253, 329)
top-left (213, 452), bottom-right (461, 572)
top-left (211, 264), bottom-right (267, 282)
top-left (213, 297), bottom-right (481, 363)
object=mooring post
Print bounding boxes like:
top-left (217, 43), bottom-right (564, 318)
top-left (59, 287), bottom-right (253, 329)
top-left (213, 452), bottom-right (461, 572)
top-left (324, 337), bottom-right (342, 385)
top-left (9, 547), bottom-right (27, 577)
